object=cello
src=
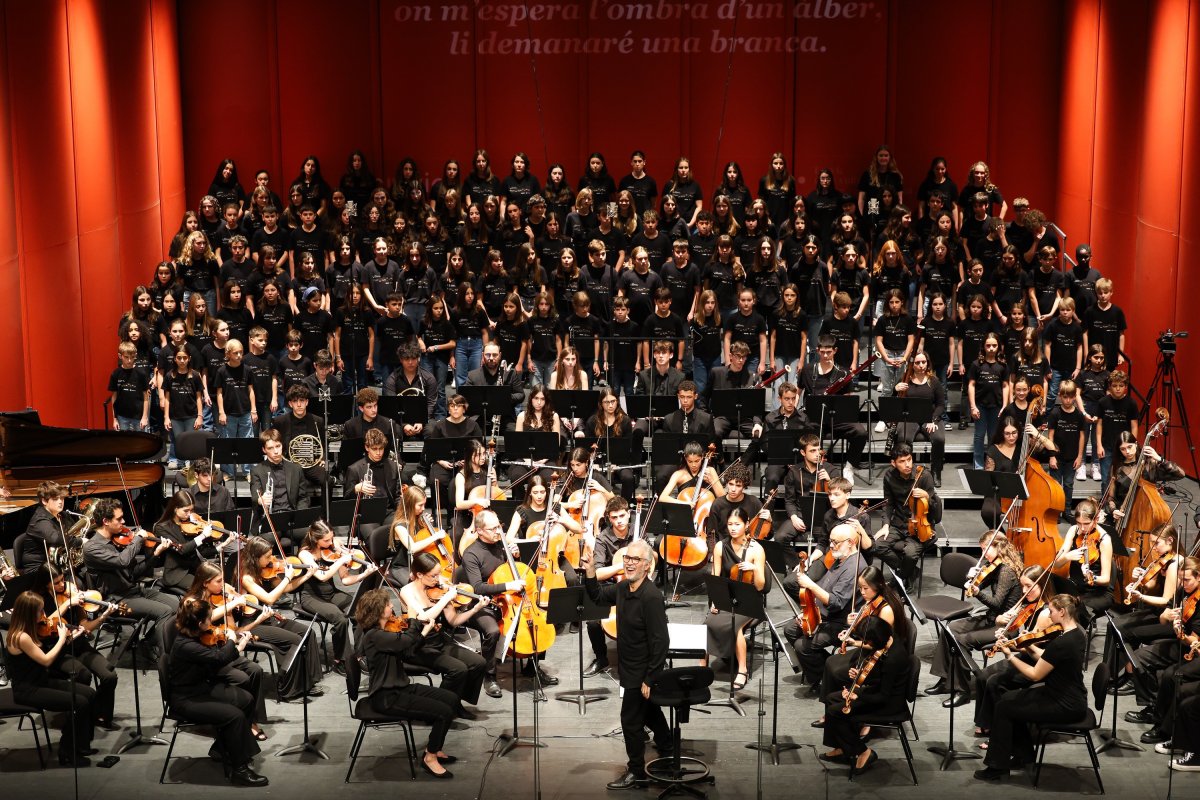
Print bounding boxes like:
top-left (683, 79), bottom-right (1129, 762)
top-left (657, 443), bottom-right (716, 570)
top-left (1000, 385), bottom-right (1065, 570)
top-left (1109, 408), bottom-right (1171, 606)
top-left (564, 443), bottom-right (605, 569)
top-left (488, 520), bottom-right (556, 659)
top-left (526, 478), bottom-right (570, 608)
top-left (468, 417), bottom-right (507, 515)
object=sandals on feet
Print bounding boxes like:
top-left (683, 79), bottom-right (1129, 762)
top-left (733, 671), bottom-right (748, 690)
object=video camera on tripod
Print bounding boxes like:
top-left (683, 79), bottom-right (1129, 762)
top-left (1157, 329), bottom-right (1188, 357)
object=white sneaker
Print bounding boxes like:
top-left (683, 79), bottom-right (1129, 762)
top-left (842, 462), bottom-right (856, 487)
top-left (1156, 741), bottom-right (1182, 755)
top-left (875, 420), bottom-right (887, 433)
top-left (1091, 463), bottom-right (1101, 481)
top-left (1075, 465), bottom-right (1087, 481)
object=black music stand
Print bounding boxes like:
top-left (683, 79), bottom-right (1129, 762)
top-left (504, 431), bottom-right (561, 465)
top-left (793, 493), bottom-right (831, 546)
top-left (423, 436), bottom-right (481, 469)
top-left (804, 394), bottom-right (861, 472)
top-left (702, 575), bottom-right (766, 717)
top-left (749, 541), bottom-right (803, 764)
top-left (459, 385), bottom-right (515, 427)
top-left (765, 430), bottom-right (806, 466)
top-left (210, 437), bottom-right (261, 501)
top-left (545, 586), bottom-right (612, 714)
top-left (335, 437), bottom-right (366, 478)
top-left (650, 433), bottom-right (718, 468)
top-left (275, 612), bottom-right (327, 759)
top-left (962, 469), bottom-right (1027, 533)
top-left (308, 392), bottom-right (354, 425)
top-left (376, 394), bottom-right (428, 430)
top-left (546, 389), bottom-right (600, 425)
top-left (624, 394), bottom-right (681, 425)
top-left (878, 397), bottom-right (934, 459)
top-left (1098, 611), bottom-right (1144, 753)
top-left (927, 621), bottom-right (983, 770)
top-left (329, 497), bottom-right (386, 528)
top-left (710, 388), bottom-right (767, 444)
top-left (645, 501), bottom-right (703, 608)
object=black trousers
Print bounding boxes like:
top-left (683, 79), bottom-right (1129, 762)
top-left (409, 641), bottom-right (487, 707)
top-left (54, 644), bottom-right (117, 723)
top-left (172, 684), bottom-right (260, 768)
top-left (587, 620), bottom-right (612, 666)
top-left (254, 620), bottom-right (320, 700)
top-left (120, 589), bottom-right (180, 651)
top-left (620, 685), bottom-right (671, 776)
top-left (973, 658), bottom-right (1031, 730)
top-left (220, 655), bottom-right (267, 723)
top-left (15, 679), bottom-right (96, 754)
top-left (300, 589), bottom-right (351, 663)
top-left (1153, 659), bottom-right (1200, 733)
top-left (984, 685), bottom-right (1084, 769)
top-left (467, 607), bottom-right (503, 673)
top-left (785, 620), bottom-right (840, 685)
top-left (370, 684), bottom-right (458, 753)
top-left (895, 421), bottom-right (945, 473)
top-left (1174, 692), bottom-right (1200, 753)
top-left (930, 616), bottom-right (997, 693)
top-left (872, 531), bottom-right (922, 582)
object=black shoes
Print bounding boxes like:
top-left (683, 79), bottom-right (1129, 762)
top-left (607, 770), bottom-right (647, 790)
top-left (59, 752), bottom-right (91, 767)
top-left (583, 660), bottom-right (610, 678)
top-left (484, 678), bottom-right (503, 698)
top-left (1141, 727), bottom-right (1170, 744)
top-left (958, 419), bottom-right (969, 430)
top-left (924, 679), bottom-right (949, 696)
top-left (851, 749), bottom-right (878, 776)
top-left (1126, 707), bottom-right (1158, 725)
top-left (420, 759), bottom-right (453, 780)
top-left (230, 765), bottom-right (269, 787)
top-left (943, 691), bottom-right (971, 708)
top-left (523, 661), bottom-right (559, 685)
top-left (973, 767), bottom-right (1007, 782)
top-left (458, 707), bottom-right (478, 721)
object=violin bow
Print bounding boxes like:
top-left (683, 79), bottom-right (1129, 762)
top-left (114, 458), bottom-right (142, 532)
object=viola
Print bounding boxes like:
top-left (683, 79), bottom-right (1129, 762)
top-left (794, 551), bottom-right (822, 636)
top-left (179, 513), bottom-right (238, 540)
top-left (747, 488), bottom-right (779, 540)
top-left (842, 642), bottom-right (889, 714)
top-left (261, 555), bottom-right (312, 580)
top-left (383, 616), bottom-right (410, 633)
top-left (985, 622), bottom-right (1063, 658)
top-left (200, 626), bottom-right (258, 647)
top-left (38, 613), bottom-right (84, 639)
top-left (1126, 552), bottom-right (1175, 599)
top-left (965, 560), bottom-right (1000, 597)
top-left (1077, 528), bottom-right (1104, 586)
top-left (839, 596), bottom-right (884, 654)
top-left (318, 544), bottom-right (373, 571)
top-left (241, 593), bottom-right (285, 623)
top-left (906, 466), bottom-right (935, 543)
top-left (428, 581), bottom-right (494, 608)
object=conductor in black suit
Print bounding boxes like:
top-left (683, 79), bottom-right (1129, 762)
top-left (581, 538), bottom-right (673, 790)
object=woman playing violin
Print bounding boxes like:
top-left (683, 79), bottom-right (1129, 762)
top-left (927, 531), bottom-right (1024, 707)
top-left (1107, 522), bottom-right (1181, 693)
top-left (239, 538), bottom-right (325, 702)
top-left (184, 563), bottom-right (272, 740)
top-left (155, 489), bottom-right (224, 594)
top-left (973, 564), bottom-right (1054, 737)
top-left (37, 563), bottom-right (121, 731)
top-left (297, 521), bottom-right (379, 675)
top-left (1051, 497), bottom-right (1113, 620)
top-left (821, 617), bottom-right (908, 776)
top-left (354, 587), bottom-right (461, 780)
top-left (814, 567), bottom-right (910, 727)
top-left (975, 594), bottom-right (1086, 782)
top-left (168, 597), bottom-right (269, 787)
top-left (399, 552), bottom-right (490, 718)
top-left (4, 591), bottom-right (97, 767)
top-left (703, 509), bottom-right (766, 690)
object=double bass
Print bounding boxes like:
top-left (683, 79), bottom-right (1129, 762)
top-left (1000, 386), bottom-right (1065, 570)
top-left (1108, 408), bottom-right (1171, 606)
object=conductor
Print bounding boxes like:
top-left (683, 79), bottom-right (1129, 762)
top-left (581, 538), bottom-right (673, 791)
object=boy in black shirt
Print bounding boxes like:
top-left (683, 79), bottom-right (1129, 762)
top-left (250, 205), bottom-right (290, 274)
top-left (1095, 370), bottom-right (1139, 491)
top-left (688, 211), bottom-right (718, 267)
top-left (1041, 297), bottom-right (1084, 407)
top-left (213, 339), bottom-right (257, 477)
top-left (640, 288), bottom-right (686, 369)
top-left (1082, 278), bottom-right (1127, 370)
top-left (558, 292), bottom-right (606, 379)
top-left (629, 210), bottom-right (671, 272)
top-left (244, 326), bottom-right (279, 432)
top-left (290, 204), bottom-right (330, 272)
top-left (373, 293), bottom-right (416, 384)
top-left (279, 330), bottom-right (314, 391)
top-left (110, 342), bottom-right (150, 431)
top-left (1045, 380), bottom-right (1087, 519)
top-left (877, 443), bottom-right (941, 585)
top-left (1028, 245), bottom-right (1066, 322)
top-left (607, 297), bottom-right (640, 399)
top-left (818, 292), bottom-right (860, 371)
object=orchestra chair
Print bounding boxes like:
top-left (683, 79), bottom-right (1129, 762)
top-left (1031, 661), bottom-right (1106, 793)
top-left (0, 632), bottom-right (53, 769)
top-left (913, 552), bottom-right (975, 626)
top-left (157, 625), bottom-right (228, 784)
top-left (343, 640), bottom-right (419, 782)
top-left (849, 653), bottom-right (921, 784)
top-left (174, 429), bottom-right (218, 465)
top-left (11, 533), bottom-right (28, 574)
top-left (645, 666), bottom-right (717, 799)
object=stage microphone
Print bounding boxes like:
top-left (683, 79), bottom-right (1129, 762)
top-left (63, 509), bottom-right (88, 518)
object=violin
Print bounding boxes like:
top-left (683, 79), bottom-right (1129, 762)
top-left (839, 595), bottom-right (883, 654)
top-left (261, 555), bottom-right (313, 580)
top-left (1076, 528), bottom-right (1104, 586)
top-left (965, 560), bottom-right (1000, 597)
top-left (1126, 551), bottom-right (1175, 599)
top-left (179, 513), bottom-right (238, 540)
top-left (906, 466), bottom-right (935, 543)
top-left (823, 500), bottom-right (884, 570)
top-left (427, 581), bottom-right (493, 609)
top-left (747, 488), bottom-right (779, 541)
top-left (985, 622), bottom-right (1063, 658)
top-left (37, 613), bottom-right (84, 639)
top-left (318, 543), bottom-right (373, 571)
top-left (237, 593), bottom-right (285, 623)
top-left (1177, 592), bottom-right (1199, 661)
top-left (383, 616), bottom-right (410, 633)
top-left (200, 626), bottom-right (258, 648)
top-left (113, 526), bottom-right (181, 551)
top-left (842, 642), bottom-right (889, 714)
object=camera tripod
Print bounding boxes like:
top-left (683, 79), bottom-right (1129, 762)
top-left (1142, 343), bottom-right (1199, 478)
